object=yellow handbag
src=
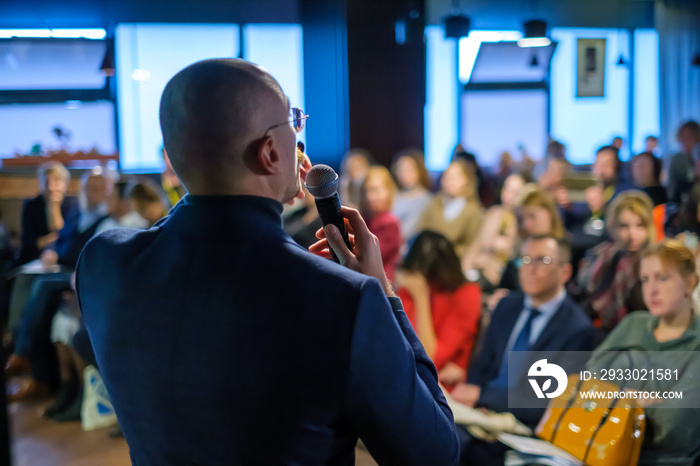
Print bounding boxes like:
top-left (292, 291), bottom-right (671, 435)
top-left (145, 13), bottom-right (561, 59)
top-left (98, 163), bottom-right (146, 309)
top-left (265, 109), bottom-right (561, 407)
top-left (535, 374), bottom-right (646, 466)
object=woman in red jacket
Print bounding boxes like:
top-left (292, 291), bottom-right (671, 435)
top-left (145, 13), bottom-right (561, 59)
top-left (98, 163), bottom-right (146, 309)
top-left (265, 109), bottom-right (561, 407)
top-left (396, 231), bottom-right (481, 388)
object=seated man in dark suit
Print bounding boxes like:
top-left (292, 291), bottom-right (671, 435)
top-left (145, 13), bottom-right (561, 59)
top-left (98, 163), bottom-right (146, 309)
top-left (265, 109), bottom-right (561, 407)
top-left (451, 235), bottom-right (595, 464)
top-left (76, 59), bottom-right (460, 465)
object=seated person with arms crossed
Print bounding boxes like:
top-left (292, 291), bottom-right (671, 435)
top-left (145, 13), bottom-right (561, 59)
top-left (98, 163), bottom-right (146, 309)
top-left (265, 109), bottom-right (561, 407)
top-left (451, 235), bottom-right (595, 464)
top-left (77, 59), bottom-right (460, 465)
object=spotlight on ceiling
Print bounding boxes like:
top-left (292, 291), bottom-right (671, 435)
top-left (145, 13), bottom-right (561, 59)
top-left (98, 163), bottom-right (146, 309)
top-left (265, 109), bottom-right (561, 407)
top-left (443, 13), bottom-right (471, 39)
top-left (517, 19), bottom-right (551, 48)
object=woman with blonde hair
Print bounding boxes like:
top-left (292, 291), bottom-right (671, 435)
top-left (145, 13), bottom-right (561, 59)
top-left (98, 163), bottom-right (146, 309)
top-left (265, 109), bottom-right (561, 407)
top-left (571, 191), bottom-right (656, 338)
top-left (494, 186), bottom-right (566, 293)
top-left (589, 239), bottom-right (700, 465)
top-left (361, 165), bottom-right (402, 282)
top-left (416, 159), bottom-right (483, 258)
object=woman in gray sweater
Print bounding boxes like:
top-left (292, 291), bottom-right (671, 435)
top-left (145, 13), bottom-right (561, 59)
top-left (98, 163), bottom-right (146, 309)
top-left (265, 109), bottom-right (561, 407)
top-left (588, 239), bottom-right (700, 465)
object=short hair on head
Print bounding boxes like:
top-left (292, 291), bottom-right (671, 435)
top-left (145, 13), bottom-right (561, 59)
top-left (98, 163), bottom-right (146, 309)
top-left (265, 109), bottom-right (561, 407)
top-left (523, 234), bottom-right (572, 265)
top-left (641, 239), bottom-right (698, 281)
top-left (159, 58), bottom-right (285, 190)
top-left (634, 151), bottom-right (662, 181)
top-left (129, 178), bottom-right (164, 206)
top-left (678, 120), bottom-right (700, 141)
top-left (646, 135), bottom-right (658, 142)
top-left (38, 162), bottom-right (70, 191)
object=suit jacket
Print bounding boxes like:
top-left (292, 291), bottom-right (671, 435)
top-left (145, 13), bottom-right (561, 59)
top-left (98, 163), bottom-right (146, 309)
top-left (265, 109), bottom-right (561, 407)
top-left (54, 210), bottom-right (109, 269)
top-left (467, 291), bottom-right (595, 427)
top-left (18, 194), bottom-right (78, 265)
top-left (76, 195), bottom-right (459, 466)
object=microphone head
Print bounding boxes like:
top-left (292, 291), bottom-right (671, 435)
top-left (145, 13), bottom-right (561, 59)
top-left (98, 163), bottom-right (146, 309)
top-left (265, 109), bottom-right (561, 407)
top-left (305, 164), bottom-right (339, 199)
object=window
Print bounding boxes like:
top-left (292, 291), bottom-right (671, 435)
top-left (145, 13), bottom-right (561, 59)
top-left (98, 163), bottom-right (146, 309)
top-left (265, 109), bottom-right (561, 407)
top-left (116, 23), bottom-right (241, 172)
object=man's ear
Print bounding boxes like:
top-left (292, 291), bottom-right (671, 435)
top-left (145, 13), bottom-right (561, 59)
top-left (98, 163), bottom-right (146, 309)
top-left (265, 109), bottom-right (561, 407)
top-left (254, 136), bottom-right (282, 175)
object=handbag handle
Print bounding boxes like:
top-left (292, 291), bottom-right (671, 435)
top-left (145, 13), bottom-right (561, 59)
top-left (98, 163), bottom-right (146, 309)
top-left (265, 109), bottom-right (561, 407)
top-left (582, 350), bottom-right (648, 463)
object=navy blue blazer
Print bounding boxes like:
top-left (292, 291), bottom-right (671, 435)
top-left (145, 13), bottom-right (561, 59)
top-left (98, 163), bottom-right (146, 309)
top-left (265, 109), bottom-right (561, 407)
top-left (54, 210), bottom-right (109, 269)
top-left (467, 291), bottom-right (595, 427)
top-left (76, 195), bottom-right (459, 466)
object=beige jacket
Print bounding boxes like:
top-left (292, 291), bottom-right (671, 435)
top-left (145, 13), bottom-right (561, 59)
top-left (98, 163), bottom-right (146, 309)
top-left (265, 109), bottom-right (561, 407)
top-left (416, 195), bottom-right (484, 258)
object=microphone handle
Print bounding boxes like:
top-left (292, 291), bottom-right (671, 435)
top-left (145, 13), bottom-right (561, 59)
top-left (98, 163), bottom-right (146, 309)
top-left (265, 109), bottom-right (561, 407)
top-left (315, 194), bottom-right (352, 263)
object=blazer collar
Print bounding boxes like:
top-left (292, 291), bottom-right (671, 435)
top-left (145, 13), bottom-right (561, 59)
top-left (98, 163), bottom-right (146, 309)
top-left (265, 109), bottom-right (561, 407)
top-left (160, 194), bottom-right (287, 240)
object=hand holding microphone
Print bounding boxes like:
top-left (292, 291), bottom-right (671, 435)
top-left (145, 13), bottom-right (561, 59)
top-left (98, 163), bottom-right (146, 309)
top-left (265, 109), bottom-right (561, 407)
top-left (307, 164), bottom-right (394, 297)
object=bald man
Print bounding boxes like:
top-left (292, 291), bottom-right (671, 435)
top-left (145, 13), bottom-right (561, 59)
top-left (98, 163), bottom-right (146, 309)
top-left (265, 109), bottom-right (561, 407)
top-left (76, 59), bottom-right (459, 465)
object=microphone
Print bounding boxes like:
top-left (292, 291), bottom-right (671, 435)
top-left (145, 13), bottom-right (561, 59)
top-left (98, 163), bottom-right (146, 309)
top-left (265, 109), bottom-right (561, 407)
top-left (305, 164), bottom-right (352, 263)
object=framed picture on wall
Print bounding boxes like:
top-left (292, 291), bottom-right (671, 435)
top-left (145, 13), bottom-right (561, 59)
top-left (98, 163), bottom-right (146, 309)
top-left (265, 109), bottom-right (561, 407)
top-left (576, 38), bottom-right (606, 97)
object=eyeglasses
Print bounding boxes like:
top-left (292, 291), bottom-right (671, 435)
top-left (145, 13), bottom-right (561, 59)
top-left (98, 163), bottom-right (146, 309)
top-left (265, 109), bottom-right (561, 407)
top-left (263, 107), bottom-right (309, 138)
top-left (517, 255), bottom-right (556, 267)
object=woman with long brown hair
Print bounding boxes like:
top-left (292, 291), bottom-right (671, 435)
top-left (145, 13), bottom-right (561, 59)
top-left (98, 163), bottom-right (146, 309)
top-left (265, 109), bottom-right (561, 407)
top-left (415, 159), bottom-right (483, 258)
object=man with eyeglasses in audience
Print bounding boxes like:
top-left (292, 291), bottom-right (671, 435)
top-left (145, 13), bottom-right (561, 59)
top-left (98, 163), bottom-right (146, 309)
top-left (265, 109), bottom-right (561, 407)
top-left (451, 234), bottom-right (595, 465)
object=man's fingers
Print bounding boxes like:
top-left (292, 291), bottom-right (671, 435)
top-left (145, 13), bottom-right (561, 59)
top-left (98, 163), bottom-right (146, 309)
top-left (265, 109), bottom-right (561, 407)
top-left (324, 224), bottom-right (354, 265)
top-left (339, 207), bottom-right (369, 244)
top-left (308, 238), bottom-right (329, 253)
top-left (315, 227), bottom-right (326, 240)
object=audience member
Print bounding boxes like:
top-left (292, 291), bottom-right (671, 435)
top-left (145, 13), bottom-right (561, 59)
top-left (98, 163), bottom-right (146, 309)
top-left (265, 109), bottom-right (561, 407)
top-left (416, 159), bottom-right (483, 258)
top-left (361, 166), bottom-right (401, 282)
top-left (560, 145), bottom-right (633, 268)
top-left (5, 168), bottom-right (113, 401)
top-left (538, 158), bottom-right (569, 198)
top-left (570, 191), bottom-right (654, 340)
top-left (40, 167), bottom-right (112, 269)
top-left (95, 181), bottom-right (150, 235)
top-left (44, 280), bottom-right (85, 422)
top-left (674, 183), bottom-right (700, 236)
top-left (496, 188), bottom-right (565, 293)
top-left (18, 162), bottom-right (78, 266)
top-left (645, 135), bottom-right (660, 157)
top-left (532, 140), bottom-right (566, 182)
top-left (611, 136), bottom-right (624, 150)
top-left (451, 235), bottom-right (594, 464)
top-left (395, 231), bottom-right (481, 388)
top-left (668, 121), bottom-right (700, 205)
top-left (339, 148), bottom-right (372, 209)
top-left (128, 179), bottom-right (168, 226)
top-left (632, 151), bottom-right (667, 206)
top-left (391, 149), bottom-right (433, 240)
top-left (588, 239), bottom-right (700, 465)
top-left (462, 174), bottom-right (525, 292)
top-left (452, 145), bottom-right (496, 207)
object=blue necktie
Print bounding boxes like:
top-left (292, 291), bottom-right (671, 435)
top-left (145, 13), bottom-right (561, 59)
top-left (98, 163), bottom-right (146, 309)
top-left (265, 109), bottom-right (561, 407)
top-left (488, 308), bottom-right (541, 388)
